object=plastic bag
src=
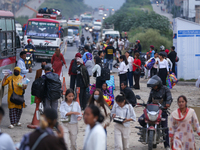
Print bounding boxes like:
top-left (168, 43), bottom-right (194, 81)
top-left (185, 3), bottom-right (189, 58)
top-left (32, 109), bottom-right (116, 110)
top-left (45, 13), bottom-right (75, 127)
top-left (31, 95), bottom-right (35, 105)
top-left (166, 75), bottom-right (172, 89)
top-left (103, 94), bottom-right (114, 110)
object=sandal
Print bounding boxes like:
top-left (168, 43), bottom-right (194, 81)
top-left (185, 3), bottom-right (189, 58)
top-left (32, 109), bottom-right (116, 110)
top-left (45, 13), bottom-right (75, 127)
top-left (16, 122), bottom-right (22, 126)
top-left (8, 124), bottom-right (14, 129)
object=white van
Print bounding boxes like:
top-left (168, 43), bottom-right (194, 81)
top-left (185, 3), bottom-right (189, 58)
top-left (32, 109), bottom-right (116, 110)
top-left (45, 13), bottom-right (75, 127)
top-left (67, 29), bottom-right (74, 46)
top-left (101, 29), bottom-right (114, 40)
top-left (93, 21), bottom-right (102, 31)
top-left (103, 30), bottom-right (120, 40)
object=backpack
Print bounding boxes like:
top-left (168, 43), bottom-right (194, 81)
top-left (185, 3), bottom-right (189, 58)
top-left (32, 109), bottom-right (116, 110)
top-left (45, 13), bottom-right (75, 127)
top-left (71, 59), bottom-right (78, 74)
top-left (31, 78), bottom-right (46, 99)
top-left (101, 64), bottom-right (110, 81)
top-left (45, 73), bottom-right (62, 101)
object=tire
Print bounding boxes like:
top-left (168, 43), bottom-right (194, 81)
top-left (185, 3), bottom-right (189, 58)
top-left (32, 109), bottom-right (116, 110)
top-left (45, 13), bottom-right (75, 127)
top-left (148, 130), bottom-right (154, 150)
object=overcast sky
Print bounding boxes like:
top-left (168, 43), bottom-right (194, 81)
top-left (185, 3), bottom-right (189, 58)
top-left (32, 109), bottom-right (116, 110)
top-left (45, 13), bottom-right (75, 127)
top-left (84, 0), bottom-right (126, 10)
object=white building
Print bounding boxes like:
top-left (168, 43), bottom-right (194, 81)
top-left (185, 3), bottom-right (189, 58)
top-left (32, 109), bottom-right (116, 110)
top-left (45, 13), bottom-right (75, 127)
top-left (182, 0), bottom-right (200, 20)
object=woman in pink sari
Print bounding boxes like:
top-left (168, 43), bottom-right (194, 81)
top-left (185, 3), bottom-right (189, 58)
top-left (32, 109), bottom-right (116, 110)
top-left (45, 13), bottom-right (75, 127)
top-left (169, 95), bottom-right (200, 150)
top-left (51, 48), bottom-right (67, 79)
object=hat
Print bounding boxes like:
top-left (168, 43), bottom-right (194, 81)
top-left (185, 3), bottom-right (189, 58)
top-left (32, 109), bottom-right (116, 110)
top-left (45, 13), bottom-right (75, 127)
top-left (75, 53), bottom-right (81, 58)
top-left (165, 49), bottom-right (169, 55)
top-left (150, 45), bottom-right (154, 49)
top-left (77, 58), bottom-right (83, 64)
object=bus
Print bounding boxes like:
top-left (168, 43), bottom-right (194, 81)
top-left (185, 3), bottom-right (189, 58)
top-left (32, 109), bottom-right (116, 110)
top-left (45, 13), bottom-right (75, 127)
top-left (23, 13), bottom-right (68, 60)
top-left (67, 19), bottom-right (82, 36)
top-left (80, 14), bottom-right (93, 27)
top-left (0, 10), bottom-right (22, 105)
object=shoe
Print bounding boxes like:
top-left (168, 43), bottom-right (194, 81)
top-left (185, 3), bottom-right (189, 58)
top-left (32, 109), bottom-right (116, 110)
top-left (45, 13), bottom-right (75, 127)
top-left (8, 124), bottom-right (14, 129)
top-left (16, 122), bottom-right (22, 126)
top-left (166, 147), bottom-right (171, 150)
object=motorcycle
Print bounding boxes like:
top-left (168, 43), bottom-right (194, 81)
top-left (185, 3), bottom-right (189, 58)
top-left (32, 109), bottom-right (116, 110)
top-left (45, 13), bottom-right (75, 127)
top-left (135, 95), bottom-right (169, 150)
top-left (24, 48), bottom-right (34, 69)
top-left (78, 45), bottom-right (85, 56)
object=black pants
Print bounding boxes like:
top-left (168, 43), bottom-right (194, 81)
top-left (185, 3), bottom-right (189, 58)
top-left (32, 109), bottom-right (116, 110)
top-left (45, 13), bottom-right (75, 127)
top-left (172, 63), bottom-right (175, 74)
top-left (133, 72), bottom-right (140, 89)
top-left (158, 68), bottom-right (167, 85)
top-left (96, 77), bottom-right (104, 89)
top-left (70, 75), bottom-right (77, 92)
top-left (119, 73), bottom-right (127, 90)
top-left (150, 67), bottom-right (157, 77)
top-left (79, 87), bottom-right (87, 110)
top-left (138, 111), bottom-right (169, 148)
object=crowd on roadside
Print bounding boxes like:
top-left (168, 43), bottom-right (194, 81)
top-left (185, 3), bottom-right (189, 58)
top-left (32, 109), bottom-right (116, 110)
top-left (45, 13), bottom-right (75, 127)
top-left (1, 35), bottom-right (200, 150)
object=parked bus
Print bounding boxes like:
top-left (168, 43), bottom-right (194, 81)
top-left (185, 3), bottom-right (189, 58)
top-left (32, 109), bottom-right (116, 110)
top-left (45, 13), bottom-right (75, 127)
top-left (0, 10), bottom-right (22, 105)
top-left (23, 13), bottom-right (68, 60)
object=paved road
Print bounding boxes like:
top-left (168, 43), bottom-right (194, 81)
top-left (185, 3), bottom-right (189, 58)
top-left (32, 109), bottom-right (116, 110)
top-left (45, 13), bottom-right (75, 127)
top-left (15, 0), bottom-right (45, 18)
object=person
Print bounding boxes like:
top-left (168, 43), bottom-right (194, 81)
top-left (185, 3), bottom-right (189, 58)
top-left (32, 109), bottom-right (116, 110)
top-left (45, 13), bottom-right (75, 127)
top-left (43, 65), bottom-right (61, 110)
top-left (51, 48), bottom-right (67, 80)
top-left (158, 52), bottom-right (169, 85)
top-left (88, 89), bottom-right (111, 132)
top-left (74, 33), bottom-right (80, 48)
top-left (133, 52), bottom-right (141, 89)
top-left (125, 51), bottom-right (134, 88)
top-left (136, 40), bottom-right (142, 52)
top-left (68, 53), bottom-right (82, 92)
top-left (82, 45), bottom-right (90, 63)
top-left (139, 75), bottom-right (172, 150)
top-left (19, 108), bottom-right (67, 150)
top-left (83, 105), bottom-right (106, 150)
top-left (35, 61), bottom-right (47, 79)
top-left (0, 106), bottom-right (16, 150)
top-left (169, 95), bottom-right (200, 150)
top-left (145, 52), bottom-right (151, 79)
top-left (168, 46), bottom-right (177, 74)
top-left (165, 56), bottom-right (173, 72)
top-left (113, 38), bottom-right (118, 50)
top-left (102, 83), bottom-right (111, 96)
top-left (165, 49), bottom-right (169, 55)
top-left (84, 36), bottom-right (91, 48)
top-left (98, 50), bottom-right (105, 65)
top-left (118, 38), bottom-right (124, 52)
top-left (149, 52), bottom-right (159, 77)
top-left (124, 38), bottom-right (129, 50)
top-left (150, 45), bottom-right (155, 58)
top-left (111, 93), bottom-right (136, 150)
top-left (105, 42), bottom-right (116, 73)
top-left (76, 58), bottom-right (89, 110)
top-left (85, 53), bottom-right (93, 77)
top-left (17, 51), bottom-right (32, 77)
top-left (81, 34), bottom-right (85, 46)
top-left (2, 67), bottom-right (27, 128)
top-left (60, 89), bottom-right (82, 150)
top-left (92, 56), bottom-right (104, 89)
top-left (124, 32), bottom-right (128, 39)
top-left (25, 39), bottom-right (36, 50)
top-left (116, 55), bottom-right (128, 90)
top-left (120, 81), bottom-right (136, 107)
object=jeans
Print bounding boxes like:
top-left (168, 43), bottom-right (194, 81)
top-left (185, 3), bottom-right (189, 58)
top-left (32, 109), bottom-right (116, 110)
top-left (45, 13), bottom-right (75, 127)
top-left (106, 59), bottom-right (113, 70)
top-left (138, 111), bottom-right (169, 148)
top-left (44, 99), bottom-right (58, 111)
top-left (127, 70), bottom-right (133, 87)
top-left (75, 41), bottom-right (79, 48)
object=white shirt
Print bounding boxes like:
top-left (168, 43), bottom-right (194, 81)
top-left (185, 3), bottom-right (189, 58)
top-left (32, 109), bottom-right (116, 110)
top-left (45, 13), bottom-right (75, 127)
top-left (158, 59), bottom-right (169, 72)
top-left (166, 58), bottom-right (173, 70)
top-left (118, 61), bottom-right (128, 74)
top-left (127, 56), bottom-right (134, 71)
top-left (83, 123), bottom-right (106, 150)
top-left (92, 64), bottom-right (101, 77)
top-left (42, 70), bottom-right (45, 76)
top-left (74, 35), bottom-right (80, 42)
top-left (111, 103), bottom-right (136, 127)
top-left (0, 133), bottom-right (16, 150)
top-left (118, 40), bottom-right (124, 50)
top-left (17, 58), bottom-right (29, 77)
top-left (59, 101), bottom-right (82, 124)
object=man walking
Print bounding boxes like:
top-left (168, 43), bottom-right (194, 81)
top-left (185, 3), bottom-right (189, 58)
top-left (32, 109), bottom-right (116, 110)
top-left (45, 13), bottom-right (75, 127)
top-left (82, 45), bottom-right (89, 63)
top-left (35, 61), bottom-right (47, 79)
top-left (105, 42), bottom-right (116, 73)
top-left (168, 46), bottom-right (177, 74)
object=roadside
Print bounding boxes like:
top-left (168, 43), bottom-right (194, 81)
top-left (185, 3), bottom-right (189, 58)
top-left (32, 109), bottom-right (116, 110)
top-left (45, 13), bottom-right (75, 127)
top-left (15, 0), bottom-right (45, 18)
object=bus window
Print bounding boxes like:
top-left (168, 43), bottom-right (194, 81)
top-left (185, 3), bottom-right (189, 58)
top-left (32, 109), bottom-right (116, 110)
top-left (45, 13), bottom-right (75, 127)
top-left (7, 32), bottom-right (12, 52)
top-left (0, 32), bottom-right (6, 52)
top-left (6, 19), bottom-right (12, 31)
top-left (16, 35), bottom-right (21, 48)
top-left (0, 18), bottom-right (6, 31)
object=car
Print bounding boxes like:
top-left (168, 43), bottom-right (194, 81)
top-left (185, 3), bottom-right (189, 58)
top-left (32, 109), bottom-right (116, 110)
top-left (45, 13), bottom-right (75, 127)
top-left (104, 30), bottom-right (120, 40)
top-left (67, 29), bottom-right (74, 46)
top-left (93, 22), bottom-right (102, 31)
top-left (99, 10), bottom-right (103, 15)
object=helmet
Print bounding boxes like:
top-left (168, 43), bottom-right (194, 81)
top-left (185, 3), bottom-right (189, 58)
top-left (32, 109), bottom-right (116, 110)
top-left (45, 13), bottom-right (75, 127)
top-left (136, 40), bottom-right (140, 43)
top-left (87, 36), bottom-right (90, 39)
top-left (160, 45), bottom-right (165, 51)
top-left (147, 75), bottom-right (162, 88)
top-left (124, 32), bottom-right (127, 34)
top-left (27, 39), bottom-right (32, 44)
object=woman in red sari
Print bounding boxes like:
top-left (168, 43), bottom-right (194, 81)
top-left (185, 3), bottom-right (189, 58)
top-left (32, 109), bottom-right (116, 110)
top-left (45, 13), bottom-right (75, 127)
top-left (51, 48), bottom-right (67, 79)
top-left (169, 95), bottom-right (200, 150)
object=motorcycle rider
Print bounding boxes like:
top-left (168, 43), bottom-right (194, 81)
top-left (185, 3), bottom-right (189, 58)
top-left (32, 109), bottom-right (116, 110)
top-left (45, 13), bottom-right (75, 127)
top-left (138, 75), bottom-right (172, 150)
top-left (84, 36), bottom-right (91, 49)
top-left (25, 39), bottom-right (36, 61)
top-left (81, 34), bottom-right (85, 46)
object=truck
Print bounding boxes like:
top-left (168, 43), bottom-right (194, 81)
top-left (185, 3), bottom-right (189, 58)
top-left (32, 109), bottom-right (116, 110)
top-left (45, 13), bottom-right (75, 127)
top-left (93, 20), bottom-right (102, 32)
top-left (80, 13), bottom-right (93, 28)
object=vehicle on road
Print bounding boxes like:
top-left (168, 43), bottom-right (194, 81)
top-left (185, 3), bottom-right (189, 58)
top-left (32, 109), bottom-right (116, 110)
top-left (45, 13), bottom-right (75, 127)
top-left (67, 29), bottom-right (74, 46)
top-left (0, 10), bottom-right (22, 105)
top-left (103, 30), bottom-right (120, 40)
top-left (15, 23), bottom-right (23, 41)
top-left (93, 20), bottom-right (102, 32)
top-left (99, 10), bottom-right (103, 16)
top-left (67, 19), bottom-right (82, 36)
top-left (136, 95), bottom-right (169, 150)
top-left (24, 48), bottom-right (34, 69)
top-left (23, 13), bottom-right (68, 60)
top-left (80, 14), bottom-right (93, 28)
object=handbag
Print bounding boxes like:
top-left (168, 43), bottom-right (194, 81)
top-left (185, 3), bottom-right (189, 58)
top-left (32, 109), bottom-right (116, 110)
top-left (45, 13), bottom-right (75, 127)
top-left (10, 80), bottom-right (25, 105)
top-left (60, 102), bottom-right (74, 123)
top-left (134, 67), bottom-right (141, 75)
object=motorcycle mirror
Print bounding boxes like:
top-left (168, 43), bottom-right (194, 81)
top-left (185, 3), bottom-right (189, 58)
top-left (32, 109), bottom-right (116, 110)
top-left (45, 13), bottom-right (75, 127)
top-left (136, 95), bottom-right (141, 100)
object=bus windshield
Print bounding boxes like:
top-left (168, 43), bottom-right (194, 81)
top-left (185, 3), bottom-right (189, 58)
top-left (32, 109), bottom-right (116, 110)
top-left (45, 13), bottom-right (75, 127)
top-left (81, 17), bottom-right (92, 23)
top-left (68, 31), bottom-right (73, 36)
top-left (26, 21), bottom-right (59, 38)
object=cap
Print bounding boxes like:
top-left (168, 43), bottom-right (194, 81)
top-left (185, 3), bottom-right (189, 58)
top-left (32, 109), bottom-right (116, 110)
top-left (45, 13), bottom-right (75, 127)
top-left (150, 45), bottom-right (154, 49)
top-left (44, 65), bottom-right (52, 71)
top-left (75, 53), bottom-right (82, 58)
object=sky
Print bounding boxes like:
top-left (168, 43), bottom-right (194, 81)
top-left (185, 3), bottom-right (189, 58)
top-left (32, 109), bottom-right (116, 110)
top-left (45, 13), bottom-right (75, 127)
top-left (84, 0), bottom-right (126, 10)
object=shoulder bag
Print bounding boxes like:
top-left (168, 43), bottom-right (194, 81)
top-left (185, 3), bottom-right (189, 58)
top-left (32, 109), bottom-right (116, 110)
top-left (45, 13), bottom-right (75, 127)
top-left (60, 102), bottom-right (74, 123)
top-left (10, 80), bottom-right (25, 105)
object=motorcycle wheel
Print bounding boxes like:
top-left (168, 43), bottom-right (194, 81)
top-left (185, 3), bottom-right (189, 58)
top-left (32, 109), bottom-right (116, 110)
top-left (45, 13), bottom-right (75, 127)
top-left (148, 130), bottom-right (154, 150)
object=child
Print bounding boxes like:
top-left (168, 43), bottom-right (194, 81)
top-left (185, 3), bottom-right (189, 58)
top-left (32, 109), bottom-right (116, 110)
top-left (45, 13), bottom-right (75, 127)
top-left (102, 83), bottom-right (111, 96)
top-left (111, 92), bottom-right (136, 150)
top-left (60, 89), bottom-right (82, 150)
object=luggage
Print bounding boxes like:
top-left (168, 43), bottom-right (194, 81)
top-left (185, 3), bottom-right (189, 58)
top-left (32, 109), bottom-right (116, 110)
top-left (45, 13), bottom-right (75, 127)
top-left (101, 67), bottom-right (110, 81)
top-left (45, 73), bottom-right (62, 101)
top-left (31, 77), bottom-right (46, 99)
top-left (106, 75), bottom-right (115, 90)
top-left (146, 58), bottom-right (155, 70)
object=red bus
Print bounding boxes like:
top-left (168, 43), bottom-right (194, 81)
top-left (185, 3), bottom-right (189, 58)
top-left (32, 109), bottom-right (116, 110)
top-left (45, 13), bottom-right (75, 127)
top-left (0, 10), bottom-right (22, 105)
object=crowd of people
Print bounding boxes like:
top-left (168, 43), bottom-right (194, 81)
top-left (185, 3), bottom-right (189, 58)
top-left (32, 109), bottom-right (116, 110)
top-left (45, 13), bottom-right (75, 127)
top-left (1, 33), bottom-right (200, 150)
